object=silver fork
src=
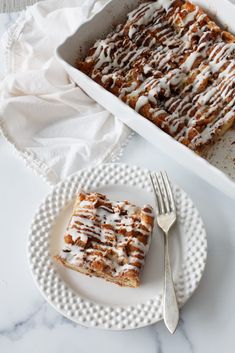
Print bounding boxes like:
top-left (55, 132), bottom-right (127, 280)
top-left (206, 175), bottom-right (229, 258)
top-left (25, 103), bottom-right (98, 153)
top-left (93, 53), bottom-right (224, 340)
top-left (149, 171), bottom-right (179, 334)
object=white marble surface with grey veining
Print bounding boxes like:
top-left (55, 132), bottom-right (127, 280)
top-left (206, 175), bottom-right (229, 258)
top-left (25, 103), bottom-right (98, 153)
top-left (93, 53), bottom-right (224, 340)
top-left (0, 9), bottom-right (235, 353)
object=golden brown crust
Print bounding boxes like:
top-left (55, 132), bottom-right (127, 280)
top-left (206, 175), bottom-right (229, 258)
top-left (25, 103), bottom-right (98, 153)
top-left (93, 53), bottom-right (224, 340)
top-left (54, 192), bottom-right (154, 288)
top-left (55, 255), bottom-right (140, 287)
top-left (77, 0), bottom-right (235, 155)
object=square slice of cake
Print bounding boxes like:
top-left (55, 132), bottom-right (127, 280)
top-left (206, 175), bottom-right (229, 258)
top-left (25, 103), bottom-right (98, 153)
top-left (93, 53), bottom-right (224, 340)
top-left (55, 191), bottom-right (154, 287)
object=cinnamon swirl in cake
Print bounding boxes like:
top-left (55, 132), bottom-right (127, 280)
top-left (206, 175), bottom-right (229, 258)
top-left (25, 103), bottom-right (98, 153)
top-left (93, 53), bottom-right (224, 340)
top-left (77, 0), bottom-right (235, 155)
top-left (55, 191), bottom-right (154, 287)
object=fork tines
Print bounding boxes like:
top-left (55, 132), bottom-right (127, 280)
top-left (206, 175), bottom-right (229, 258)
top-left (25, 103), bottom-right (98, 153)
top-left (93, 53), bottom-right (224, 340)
top-left (149, 171), bottom-right (176, 214)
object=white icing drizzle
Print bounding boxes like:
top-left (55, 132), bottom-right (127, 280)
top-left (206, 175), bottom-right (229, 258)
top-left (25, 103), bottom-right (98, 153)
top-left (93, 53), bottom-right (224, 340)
top-left (61, 192), bottom-right (154, 277)
top-left (181, 51), bottom-right (200, 71)
top-left (182, 6), bottom-right (199, 25)
top-left (119, 81), bottom-right (138, 99)
top-left (78, 0), bottom-right (235, 151)
top-left (158, 0), bottom-right (173, 11)
top-left (135, 95), bottom-right (149, 112)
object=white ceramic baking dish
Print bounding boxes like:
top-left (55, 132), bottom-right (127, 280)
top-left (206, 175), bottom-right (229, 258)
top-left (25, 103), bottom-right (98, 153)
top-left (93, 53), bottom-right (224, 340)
top-left (56, 0), bottom-right (235, 198)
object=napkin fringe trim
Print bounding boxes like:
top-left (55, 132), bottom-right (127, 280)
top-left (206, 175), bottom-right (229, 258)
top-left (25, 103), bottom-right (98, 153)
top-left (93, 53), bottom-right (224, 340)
top-left (0, 12), bottom-right (61, 185)
top-left (0, 119), bottom-right (60, 184)
top-left (0, 119), bottom-right (134, 184)
top-left (110, 131), bottom-right (135, 162)
top-left (0, 1), bottom-right (38, 13)
top-left (0, 5), bottom-right (135, 184)
top-left (1, 11), bottom-right (27, 77)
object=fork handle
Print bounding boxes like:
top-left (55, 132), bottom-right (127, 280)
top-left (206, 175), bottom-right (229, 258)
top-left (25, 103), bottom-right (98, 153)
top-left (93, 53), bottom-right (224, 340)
top-left (163, 232), bottom-right (179, 334)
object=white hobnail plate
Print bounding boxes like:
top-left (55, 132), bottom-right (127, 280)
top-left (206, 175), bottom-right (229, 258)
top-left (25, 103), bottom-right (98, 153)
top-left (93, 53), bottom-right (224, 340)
top-left (28, 163), bottom-right (207, 330)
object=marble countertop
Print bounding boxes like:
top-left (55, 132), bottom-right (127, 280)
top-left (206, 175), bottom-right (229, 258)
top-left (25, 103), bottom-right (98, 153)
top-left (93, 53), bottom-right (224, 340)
top-left (1, 8), bottom-right (235, 353)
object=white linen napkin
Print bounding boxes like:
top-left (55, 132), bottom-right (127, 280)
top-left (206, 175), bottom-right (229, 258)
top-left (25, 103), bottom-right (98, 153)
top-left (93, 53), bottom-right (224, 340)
top-left (0, 0), bottom-right (132, 184)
